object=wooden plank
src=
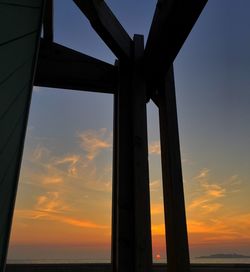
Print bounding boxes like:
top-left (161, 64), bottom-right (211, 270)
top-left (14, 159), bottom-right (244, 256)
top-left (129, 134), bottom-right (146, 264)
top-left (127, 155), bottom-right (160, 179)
top-left (43, 0), bottom-right (53, 42)
top-left (0, 1), bottom-right (45, 271)
top-left (34, 39), bottom-right (118, 93)
top-left (73, 0), bottom-right (132, 60)
top-left (145, 0), bottom-right (207, 90)
top-left (158, 66), bottom-right (190, 272)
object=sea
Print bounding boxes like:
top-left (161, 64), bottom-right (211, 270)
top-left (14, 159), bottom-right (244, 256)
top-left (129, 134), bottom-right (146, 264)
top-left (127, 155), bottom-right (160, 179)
top-left (6, 258), bottom-right (250, 264)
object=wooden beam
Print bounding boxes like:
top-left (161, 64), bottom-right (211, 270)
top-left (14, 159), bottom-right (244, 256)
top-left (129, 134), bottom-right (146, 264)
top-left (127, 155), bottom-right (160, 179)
top-left (34, 39), bottom-right (118, 93)
top-left (145, 0), bottom-right (207, 89)
top-left (115, 35), bottom-right (152, 272)
top-left (43, 0), bottom-right (53, 42)
top-left (132, 35), bottom-right (152, 272)
top-left (115, 57), bottom-right (134, 272)
top-left (111, 81), bottom-right (118, 272)
top-left (73, 0), bottom-right (132, 60)
top-left (158, 66), bottom-right (190, 272)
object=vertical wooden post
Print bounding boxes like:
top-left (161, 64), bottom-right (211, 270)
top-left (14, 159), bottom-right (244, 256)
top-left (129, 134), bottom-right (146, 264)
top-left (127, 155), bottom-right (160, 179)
top-left (43, 0), bottom-right (54, 42)
top-left (0, 1), bottom-right (45, 271)
top-left (114, 35), bottom-right (152, 272)
top-left (116, 56), bottom-right (134, 272)
top-left (132, 35), bottom-right (152, 272)
top-left (111, 89), bottom-right (118, 272)
top-left (158, 66), bottom-right (190, 272)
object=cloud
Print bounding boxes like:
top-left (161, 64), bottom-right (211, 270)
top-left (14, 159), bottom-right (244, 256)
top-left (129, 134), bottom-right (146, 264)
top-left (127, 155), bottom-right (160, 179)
top-left (32, 145), bottom-right (51, 161)
top-left (151, 224), bottom-right (165, 236)
top-left (188, 168), bottom-right (227, 214)
top-left (181, 152), bottom-right (195, 165)
top-left (35, 192), bottom-right (71, 214)
top-left (187, 213), bottom-right (250, 245)
top-left (15, 209), bottom-right (108, 230)
top-left (84, 179), bottom-right (112, 193)
top-left (78, 128), bottom-right (112, 161)
top-left (24, 141), bottom-right (113, 195)
top-left (149, 141), bottom-right (161, 155)
top-left (151, 203), bottom-right (164, 215)
top-left (15, 192), bottom-right (108, 230)
top-left (61, 217), bottom-right (108, 229)
top-left (228, 175), bottom-right (242, 186)
top-left (53, 155), bottom-right (81, 176)
top-left (27, 141), bottom-right (90, 185)
top-left (185, 168), bottom-right (248, 245)
top-left (188, 196), bottom-right (210, 210)
top-left (187, 168), bottom-right (245, 245)
top-left (203, 183), bottom-right (225, 198)
top-left (42, 176), bottom-right (63, 185)
top-left (194, 168), bottom-right (210, 180)
top-left (197, 203), bottom-right (223, 213)
top-left (150, 180), bottom-right (161, 192)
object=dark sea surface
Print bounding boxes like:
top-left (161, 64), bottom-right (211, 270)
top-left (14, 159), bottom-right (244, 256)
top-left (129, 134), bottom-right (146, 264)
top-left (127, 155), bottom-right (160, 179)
top-left (7, 258), bottom-right (250, 264)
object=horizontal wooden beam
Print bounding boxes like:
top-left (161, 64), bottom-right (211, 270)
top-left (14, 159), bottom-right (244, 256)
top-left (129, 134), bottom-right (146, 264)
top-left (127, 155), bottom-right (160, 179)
top-left (34, 39), bottom-right (118, 93)
top-left (145, 0), bottom-right (207, 89)
top-left (73, 0), bottom-right (132, 60)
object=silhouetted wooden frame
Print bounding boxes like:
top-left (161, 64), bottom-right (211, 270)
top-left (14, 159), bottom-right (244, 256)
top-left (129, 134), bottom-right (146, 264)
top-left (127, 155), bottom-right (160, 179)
top-left (0, 1), bottom-right (208, 272)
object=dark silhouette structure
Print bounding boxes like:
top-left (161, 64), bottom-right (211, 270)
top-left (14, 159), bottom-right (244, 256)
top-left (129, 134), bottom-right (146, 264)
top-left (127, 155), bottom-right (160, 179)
top-left (0, 1), bottom-right (207, 272)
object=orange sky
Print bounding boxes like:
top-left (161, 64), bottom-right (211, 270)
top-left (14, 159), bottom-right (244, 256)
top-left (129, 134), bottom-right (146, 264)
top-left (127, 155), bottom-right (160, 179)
top-left (8, 117), bottom-right (250, 261)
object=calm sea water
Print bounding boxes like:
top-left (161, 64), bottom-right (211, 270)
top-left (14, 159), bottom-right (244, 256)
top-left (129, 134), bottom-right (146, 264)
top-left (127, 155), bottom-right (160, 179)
top-left (7, 258), bottom-right (250, 264)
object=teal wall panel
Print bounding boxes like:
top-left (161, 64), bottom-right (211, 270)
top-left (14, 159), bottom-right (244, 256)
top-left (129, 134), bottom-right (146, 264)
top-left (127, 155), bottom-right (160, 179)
top-left (0, 1), bottom-right (45, 271)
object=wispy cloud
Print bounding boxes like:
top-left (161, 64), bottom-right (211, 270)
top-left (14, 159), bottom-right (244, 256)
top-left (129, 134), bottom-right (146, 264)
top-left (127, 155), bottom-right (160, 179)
top-left (53, 155), bottom-right (81, 176)
top-left (35, 192), bottom-right (71, 214)
top-left (32, 144), bottom-right (51, 161)
top-left (187, 213), bottom-right (250, 245)
top-left (84, 179), bottom-right (112, 193)
top-left (78, 128), bottom-right (112, 161)
top-left (61, 217), bottom-right (108, 229)
top-left (151, 203), bottom-right (164, 215)
top-left (151, 224), bottom-right (165, 236)
top-left (42, 176), bottom-right (63, 185)
top-left (188, 168), bottom-right (239, 214)
top-left (149, 141), bottom-right (161, 155)
top-left (194, 168), bottom-right (210, 180)
top-left (150, 179), bottom-right (161, 192)
top-left (15, 209), bottom-right (108, 230)
top-left (15, 192), bottom-right (108, 230)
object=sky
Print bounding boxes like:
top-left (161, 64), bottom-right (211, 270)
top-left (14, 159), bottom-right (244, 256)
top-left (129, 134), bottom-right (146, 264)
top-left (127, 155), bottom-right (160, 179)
top-left (7, 0), bottom-right (250, 263)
